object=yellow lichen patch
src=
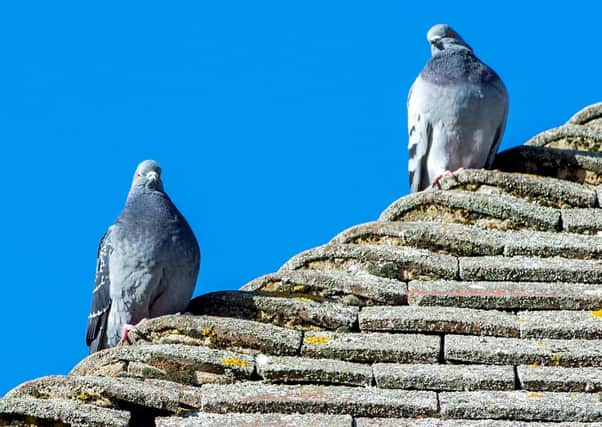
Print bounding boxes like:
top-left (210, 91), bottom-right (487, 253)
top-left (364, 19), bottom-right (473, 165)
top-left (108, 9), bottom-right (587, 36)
top-left (530, 363), bottom-right (540, 369)
top-left (527, 392), bottom-right (543, 399)
top-left (535, 342), bottom-right (547, 348)
top-left (201, 326), bottom-right (214, 336)
top-left (591, 309), bottom-right (602, 318)
top-left (221, 357), bottom-right (249, 368)
top-left (292, 284), bottom-right (306, 293)
top-left (304, 335), bottom-right (330, 345)
top-left (550, 353), bottom-right (562, 365)
top-left (294, 296), bottom-right (315, 303)
top-left (75, 391), bottom-right (96, 402)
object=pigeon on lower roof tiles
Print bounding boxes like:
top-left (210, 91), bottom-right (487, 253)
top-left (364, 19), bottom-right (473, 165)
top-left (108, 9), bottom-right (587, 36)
top-left (407, 24), bottom-right (509, 193)
top-left (86, 160), bottom-right (200, 353)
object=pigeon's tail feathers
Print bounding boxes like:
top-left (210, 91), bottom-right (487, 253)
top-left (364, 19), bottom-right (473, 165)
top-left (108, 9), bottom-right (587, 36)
top-left (86, 229), bottom-right (113, 353)
top-left (485, 91), bottom-right (509, 169)
top-left (408, 117), bottom-right (433, 193)
top-left (485, 123), bottom-right (505, 169)
top-left (87, 305), bottom-right (110, 354)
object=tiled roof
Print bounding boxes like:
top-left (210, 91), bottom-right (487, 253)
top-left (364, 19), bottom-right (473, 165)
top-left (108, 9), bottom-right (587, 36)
top-left (4, 104), bottom-right (602, 426)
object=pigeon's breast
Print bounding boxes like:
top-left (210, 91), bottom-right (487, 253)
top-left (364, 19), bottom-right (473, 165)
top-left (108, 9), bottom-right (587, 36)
top-left (420, 49), bottom-right (498, 87)
top-left (115, 192), bottom-right (194, 256)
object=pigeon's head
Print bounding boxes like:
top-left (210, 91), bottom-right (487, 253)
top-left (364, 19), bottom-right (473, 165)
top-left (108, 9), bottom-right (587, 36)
top-left (427, 24), bottom-right (472, 55)
top-left (131, 160), bottom-right (164, 192)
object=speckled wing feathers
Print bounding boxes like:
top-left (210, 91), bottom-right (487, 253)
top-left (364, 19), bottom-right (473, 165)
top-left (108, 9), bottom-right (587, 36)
top-left (86, 229), bottom-right (113, 353)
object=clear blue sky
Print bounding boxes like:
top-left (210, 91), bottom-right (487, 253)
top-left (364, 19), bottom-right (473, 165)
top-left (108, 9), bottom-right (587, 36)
top-left (0, 1), bottom-right (600, 395)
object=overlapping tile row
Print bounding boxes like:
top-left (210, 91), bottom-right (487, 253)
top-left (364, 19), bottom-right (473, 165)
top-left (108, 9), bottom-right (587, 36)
top-left (4, 104), bottom-right (602, 425)
top-left (333, 220), bottom-right (602, 258)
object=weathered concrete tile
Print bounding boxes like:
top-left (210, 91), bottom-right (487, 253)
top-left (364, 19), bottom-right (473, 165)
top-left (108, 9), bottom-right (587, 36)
top-left (504, 229), bottom-right (602, 259)
top-left (156, 413), bottom-right (353, 427)
top-left (445, 335), bottom-right (602, 367)
top-left (197, 383), bottom-right (437, 418)
top-left (440, 390), bottom-right (602, 422)
top-left (373, 363), bottom-right (514, 391)
top-left (280, 243), bottom-right (459, 281)
top-left (569, 102), bottom-right (602, 127)
top-left (6, 375), bottom-right (181, 413)
top-left (525, 124), bottom-right (602, 152)
top-left (0, 397), bottom-right (130, 427)
top-left (301, 331), bottom-right (439, 363)
top-left (434, 168), bottom-right (597, 208)
top-left (332, 220), bottom-right (505, 256)
top-left (359, 305), bottom-right (518, 337)
top-left (519, 310), bottom-right (602, 339)
top-left (379, 190), bottom-right (560, 231)
top-left (518, 365), bottom-right (602, 392)
top-left (460, 256), bottom-right (602, 283)
top-left (188, 291), bottom-right (358, 331)
top-left (356, 418), bottom-right (601, 426)
top-left (256, 355), bottom-right (372, 386)
top-left (493, 145), bottom-right (602, 187)
top-left (409, 280), bottom-right (602, 310)
top-left (241, 270), bottom-right (407, 306)
top-left (70, 344), bottom-right (255, 385)
top-left (562, 208), bottom-right (602, 234)
top-left (128, 314), bottom-right (302, 356)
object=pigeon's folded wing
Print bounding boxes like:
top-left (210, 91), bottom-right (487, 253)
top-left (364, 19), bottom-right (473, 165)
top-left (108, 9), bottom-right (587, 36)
top-left (86, 228), bottom-right (113, 354)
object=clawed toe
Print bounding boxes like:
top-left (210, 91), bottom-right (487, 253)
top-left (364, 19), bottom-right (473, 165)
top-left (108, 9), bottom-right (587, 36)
top-left (119, 318), bottom-right (147, 344)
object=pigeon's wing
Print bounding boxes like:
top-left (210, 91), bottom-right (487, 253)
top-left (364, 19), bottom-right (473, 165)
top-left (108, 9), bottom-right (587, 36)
top-left (86, 228), bottom-right (113, 353)
top-left (407, 78), bottom-right (434, 193)
top-left (485, 79), bottom-right (509, 168)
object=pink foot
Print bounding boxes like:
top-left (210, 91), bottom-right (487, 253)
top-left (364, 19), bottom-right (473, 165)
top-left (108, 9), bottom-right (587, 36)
top-left (120, 318), bottom-right (147, 344)
top-left (432, 167), bottom-right (465, 187)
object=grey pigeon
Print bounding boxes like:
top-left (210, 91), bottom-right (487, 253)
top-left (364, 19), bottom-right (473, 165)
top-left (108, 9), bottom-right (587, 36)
top-left (407, 24), bottom-right (508, 192)
top-left (86, 160), bottom-right (200, 353)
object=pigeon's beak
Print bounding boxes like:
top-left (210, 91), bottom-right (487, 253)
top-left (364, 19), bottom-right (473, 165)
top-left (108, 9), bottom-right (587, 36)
top-left (146, 171), bottom-right (159, 182)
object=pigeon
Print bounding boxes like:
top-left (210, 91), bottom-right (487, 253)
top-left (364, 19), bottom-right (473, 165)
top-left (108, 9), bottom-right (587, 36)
top-left (407, 24), bottom-right (509, 192)
top-left (86, 160), bottom-right (200, 353)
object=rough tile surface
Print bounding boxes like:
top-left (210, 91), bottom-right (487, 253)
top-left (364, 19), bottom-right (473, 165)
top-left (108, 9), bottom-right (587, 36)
top-left (256, 355), bottom-right (372, 386)
top-left (440, 390), bottom-right (602, 422)
top-left (156, 413), bottom-right (354, 427)
top-left (373, 363), bottom-right (515, 391)
top-left (460, 255), bottom-right (602, 283)
top-left (518, 310), bottom-right (602, 339)
top-left (518, 365), bottom-right (602, 392)
top-left (359, 305), bottom-right (519, 337)
top-left (445, 335), bottom-right (602, 367)
top-left (198, 383), bottom-right (438, 418)
top-left (0, 397), bottom-right (130, 427)
top-left (301, 331), bottom-right (440, 363)
top-left (408, 280), bottom-right (602, 310)
top-left (128, 314), bottom-right (302, 355)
